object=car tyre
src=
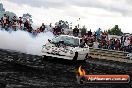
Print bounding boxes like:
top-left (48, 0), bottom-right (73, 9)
top-left (73, 52), bottom-right (78, 61)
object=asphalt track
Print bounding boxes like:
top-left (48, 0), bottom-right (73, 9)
top-left (0, 49), bottom-right (132, 88)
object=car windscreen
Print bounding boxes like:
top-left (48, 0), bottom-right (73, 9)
top-left (52, 36), bottom-right (79, 47)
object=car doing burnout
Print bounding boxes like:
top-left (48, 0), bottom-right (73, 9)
top-left (41, 35), bottom-right (90, 61)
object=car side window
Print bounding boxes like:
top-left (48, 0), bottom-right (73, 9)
top-left (52, 36), bottom-right (61, 43)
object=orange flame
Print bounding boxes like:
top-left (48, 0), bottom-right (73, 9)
top-left (78, 65), bottom-right (86, 76)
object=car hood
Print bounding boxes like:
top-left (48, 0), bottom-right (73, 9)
top-left (44, 43), bottom-right (81, 51)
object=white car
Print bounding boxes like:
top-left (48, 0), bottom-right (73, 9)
top-left (41, 35), bottom-right (90, 61)
top-left (126, 53), bottom-right (132, 60)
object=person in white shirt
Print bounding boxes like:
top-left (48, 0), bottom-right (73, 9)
top-left (124, 38), bottom-right (130, 52)
top-left (93, 40), bottom-right (99, 48)
top-left (2, 14), bottom-right (7, 28)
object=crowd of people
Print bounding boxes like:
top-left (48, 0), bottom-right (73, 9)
top-left (72, 26), bottom-right (132, 52)
top-left (0, 14), bottom-right (132, 52)
top-left (0, 14), bottom-right (64, 36)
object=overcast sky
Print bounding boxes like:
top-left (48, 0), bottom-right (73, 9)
top-left (1, 0), bottom-right (132, 33)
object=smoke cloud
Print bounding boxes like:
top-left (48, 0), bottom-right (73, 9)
top-left (0, 28), bottom-right (54, 55)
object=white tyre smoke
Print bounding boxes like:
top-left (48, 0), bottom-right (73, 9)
top-left (0, 28), bottom-right (54, 56)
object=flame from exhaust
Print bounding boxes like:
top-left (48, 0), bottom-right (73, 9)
top-left (78, 65), bottom-right (86, 76)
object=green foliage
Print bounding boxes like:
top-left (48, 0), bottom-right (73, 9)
top-left (22, 13), bottom-right (33, 24)
top-left (80, 25), bottom-right (87, 35)
top-left (0, 11), bottom-right (17, 20)
top-left (55, 20), bottom-right (69, 29)
top-left (108, 25), bottom-right (123, 36)
top-left (80, 25), bottom-right (86, 31)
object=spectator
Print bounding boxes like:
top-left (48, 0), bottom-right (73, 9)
top-left (2, 14), bottom-right (7, 28)
top-left (129, 35), bottom-right (132, 52)
top-left (93, 31), bottom-right (97, 40)
top-left (24, 20), bottom-right (29, 30)
top-left (4, 17), bottom-right (10, 31)
top-left (87, 29), bottom-right (92, 37)
top-left (73, 26), bottom-right (79, 37)
top-left (49, 23), bottom-right (53, 32)
top-left (130, 35), bottom-right (132, 45)
top-left (6, 16), bottom-right (10, 26)
top-left (28, 24), bottom-right (33, 33)
top-left (49, 23), bottom-right (52, 27)
top-left (55, 25), bottom-right (61, 35)
top-left (18, 17), bottom-right (23, 28)
top-left (0, 20), bottom-right (3, 29)
top-left (37, 28), bottom-right (41, 33)
top-left (124, 38), bottom-right (130, 52)
top-left (40, 23), bottom-right (45, 32)
top-left (32, 30), bottom-right (38, 36)
top-left (121, 35), bottom-right (125, 44)
top-left (115, 38), bottom-right (121, 50)
top-left (80, 37), bottom-right (88, 48)
top-left (58, 23), bottom-right (62, 33)
top-left (109, 38), bottom-right (115, 50)
top-left (11, 16), bottom-right (18, 30)
top-left (96, 28), bottom-right (101, 40)
top-left (0, 18), bottom-right (2, 26)
top-left (93, 40), bottom-right (99, 48)
top-left (53, 26), bottom-right (57, 35)
top-left (0, 19), bottom-right (2, 27)
top-left (87, 37), bottom-right (94, 47)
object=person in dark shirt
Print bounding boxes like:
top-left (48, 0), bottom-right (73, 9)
top-left (73, 26), bottom-right (79, 37)
top-left (24, 20), bottom-right (29, 30)
top-left (11, 16), bottom-right (18, 31)
top-left (87, 29), bottom-right (92, 37)
top-left (40, 23), bottom-right (45, 32)
top-left (0, 19), bottom-right (2, 27)
top-left (53, 26), bottom-right (58, 35)
top-left (2, 14), bottom-right (7, 28)
top-left (28, 24), bottom-right (33, 33)
top-left (56, 26), bottom-right (61, 35)
top-left (18, 17), bottom-right (23, 28)
top-left (12, 16), bottom-right (17, 23)
top-left (6, 16), bottom-right (10, 25)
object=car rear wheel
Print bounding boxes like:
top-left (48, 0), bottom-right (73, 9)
top-left (85, 53), bottom-right (88, 59)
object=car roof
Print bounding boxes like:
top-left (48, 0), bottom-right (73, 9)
top-left (59, 35), bottom-right (82, 40)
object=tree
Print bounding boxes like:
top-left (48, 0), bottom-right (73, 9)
top-left (80, 25), bottom-right (87, 36)
top-left (0, 3), bottom-right (17, 20)
top-left (108, 25), bottom-right (123, 36)
top-left (22, 13), bottom-right (33, 24)
top-left (55, 20), bottom-right (69, 29)
top-left (0, 11), bottom-right (18, 21)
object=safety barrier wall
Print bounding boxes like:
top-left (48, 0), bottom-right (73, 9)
top-left (89, 47), bottom-right (132, 63)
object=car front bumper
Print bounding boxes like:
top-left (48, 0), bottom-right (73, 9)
top-left (42, 51), bottom-right (74, 60)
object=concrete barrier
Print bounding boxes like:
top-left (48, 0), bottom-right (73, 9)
top-left (89, 47), bottom-right (132, 63)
